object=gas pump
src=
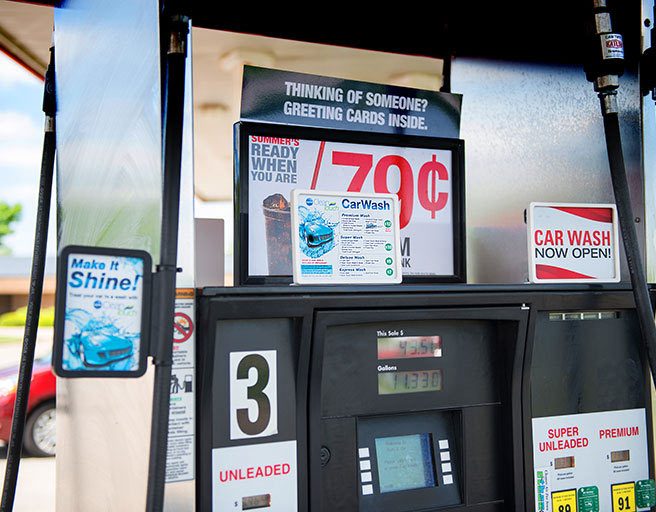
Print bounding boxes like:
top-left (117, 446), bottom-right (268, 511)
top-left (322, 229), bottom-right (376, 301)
top-left (195, 3), bottom-right (656, 512)
top-left (197, 287), bottom-right (653, 511)
top-left (2, 2), bottom-right (656, 512)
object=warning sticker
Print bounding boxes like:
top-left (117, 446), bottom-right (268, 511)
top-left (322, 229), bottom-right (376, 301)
top-left (166, 436), bottom-right (194, 483)
top-left (169, 370), bottom-right (194, 437)
top-left (166, 289), bottom-right (195, 483)
top-left (174, 312), bottom-right (194, 343)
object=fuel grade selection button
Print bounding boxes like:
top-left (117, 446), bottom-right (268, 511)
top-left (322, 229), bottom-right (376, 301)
top-left (611, 482), bottom-right (636, 512)
top-left (552, 488), bottom-right (577, 512)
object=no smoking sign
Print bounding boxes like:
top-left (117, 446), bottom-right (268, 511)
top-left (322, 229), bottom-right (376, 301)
top-left (173, 312), bottom-right (194, 343)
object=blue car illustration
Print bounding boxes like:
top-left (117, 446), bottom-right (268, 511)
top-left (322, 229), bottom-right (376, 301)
top-left (300, 221), bottom-right (334, 248)
top-left (65, 310), bottom-right (134, 367)
top-left (70, 329), bottom-right (134, 367)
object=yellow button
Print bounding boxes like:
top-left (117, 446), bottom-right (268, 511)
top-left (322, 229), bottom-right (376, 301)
top-left (552, 489), bottom-right (577, 512)
top-left (612, 482), bottom-right (636, 512)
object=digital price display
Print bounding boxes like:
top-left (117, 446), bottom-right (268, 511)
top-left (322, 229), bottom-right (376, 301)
top-left (375, 433), bottom-right (437, 493)
top-left (378, 335), bottom-right (442, 359)
top-left (378, 370), bottom-right (443, 395)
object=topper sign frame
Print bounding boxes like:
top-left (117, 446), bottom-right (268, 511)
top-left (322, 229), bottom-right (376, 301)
top-left (234, 122), bottom-right (466, 286)
top-left (527, 202), bottom-right (620, 283)
top-left (53, 245), bottom-right (152, 378)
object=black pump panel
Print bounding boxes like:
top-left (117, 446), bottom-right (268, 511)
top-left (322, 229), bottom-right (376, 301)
top-left (196, 286), bottom-right (653, 512)
top-left (309, 308), bottom-right (527, 512)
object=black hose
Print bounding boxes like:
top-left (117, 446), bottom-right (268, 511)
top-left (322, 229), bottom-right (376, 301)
top-left (601, 110), bottom-right (656, 387)
top-left (0, 47), bottom-right (56, 512)
top-left (145, 20), bottom-right (188, 512)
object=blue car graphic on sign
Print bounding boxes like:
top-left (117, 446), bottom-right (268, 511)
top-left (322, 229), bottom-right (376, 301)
top-left (65, 310), bottom-right (134, 367)
top-left (301, 221), bottom-right (334, 248)
top-left (70, 329), bottom-right (134, 367)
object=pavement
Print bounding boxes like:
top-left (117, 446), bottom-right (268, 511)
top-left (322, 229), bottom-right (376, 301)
top-left (0, 448), bottom-right (55, 511)
top-left (0, 327), bottom-right (55, 512)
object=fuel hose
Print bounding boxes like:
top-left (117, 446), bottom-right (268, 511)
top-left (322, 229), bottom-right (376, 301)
top-left (585, 0), bottom-right (656, 386)
top-left (145, 10), bottom-right (189, 512)
top-left (0, 44), bottom-right (56, 512)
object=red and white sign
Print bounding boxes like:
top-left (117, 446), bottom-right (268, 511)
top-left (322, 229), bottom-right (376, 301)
top-left (213, 440), bottom-right (297, 512)
top-left (527, 203), bottom-right (620, 283)
top-left (173, 312), bottom-right (194, 343)
top-left (248, 137), bottom-right (456, 277)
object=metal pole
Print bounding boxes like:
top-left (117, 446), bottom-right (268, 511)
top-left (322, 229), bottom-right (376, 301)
top-left (0, 43), bottom-right (56, 512)
top-left (145, 12), bottom-right (188, 512)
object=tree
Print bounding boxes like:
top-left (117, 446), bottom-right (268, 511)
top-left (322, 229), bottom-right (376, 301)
top-left (0, 202), bottom-right (22, 255)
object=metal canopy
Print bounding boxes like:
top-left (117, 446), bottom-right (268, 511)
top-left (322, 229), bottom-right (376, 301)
top-left (188, 1), bottom-right (642, 65)
top-left (0, 0), bottom-right (642, 78)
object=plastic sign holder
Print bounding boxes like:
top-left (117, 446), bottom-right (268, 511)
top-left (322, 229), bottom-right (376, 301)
top-left (291, 190), bottom-right (402, 285)
top-left (235, 122), bottom-right (466, 285)
top-left (53, 245), bottom-right (152, 378)
top-left (527, 202), bottom-right (620, 283)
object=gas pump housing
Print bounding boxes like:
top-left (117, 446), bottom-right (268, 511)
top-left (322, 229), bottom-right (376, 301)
top-left (197, 285), bottom-right (653, 511)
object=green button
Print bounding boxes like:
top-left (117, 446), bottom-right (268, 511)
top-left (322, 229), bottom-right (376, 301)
top-left (384, 220), bottom-right (392, 228)
top-left (578, 486), bottom-right (599, 512)
top-left (385, 257), bottom-right (393, 265)
top-left (385, 243), bottom-right (392, 251)
top-left (636, 479), bottom-right (656, 509)
top-left (386, 268), bottom-right (393, 276)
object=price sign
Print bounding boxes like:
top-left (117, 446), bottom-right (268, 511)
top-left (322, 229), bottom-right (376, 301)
top-left (552, 489), bottom-right (578, 512)
top-left (612, 483), bottom-right (636, 512)
top-left (327, 150), bottom-right (449, 230)
top-left (238, 123), bottom-right (465, 284)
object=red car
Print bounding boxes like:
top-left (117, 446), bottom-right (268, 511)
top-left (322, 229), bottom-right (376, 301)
top-left (0, 354), bottom-right (56, 457)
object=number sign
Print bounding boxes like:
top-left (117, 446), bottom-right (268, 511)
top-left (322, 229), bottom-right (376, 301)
top-left (612, 483), bottom-right (636, 512)
top-left (230, 351), bottom-right (278, 440)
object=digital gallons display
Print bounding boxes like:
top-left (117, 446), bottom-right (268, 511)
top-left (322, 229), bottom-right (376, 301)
top-left (377, 335), bottom-right (442, 359)
top-left (375, 433), bottom-right (437, 493)
top-left (378, 370), bottom-right (443, 395)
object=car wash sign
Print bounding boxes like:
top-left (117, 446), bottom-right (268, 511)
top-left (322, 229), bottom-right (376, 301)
top-left (53, 245), bottom-right (152, 378)
top-left (527, 203), bottom-right (620, 283)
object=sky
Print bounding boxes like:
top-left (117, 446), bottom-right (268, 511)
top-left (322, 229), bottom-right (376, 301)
top-left (0, 51), bottom-right (56, 257)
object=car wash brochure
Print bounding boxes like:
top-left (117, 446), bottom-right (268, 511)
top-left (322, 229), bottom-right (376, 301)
top-left (291, 189), bottom-right (402, 285)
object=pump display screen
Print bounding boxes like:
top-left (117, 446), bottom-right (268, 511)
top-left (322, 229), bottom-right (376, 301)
top-left (377, 336), bottom-right (442, 359)
top-left (375, 433), bottom-right (437, 493)
top-left (378, 370), bottom-right (443, 395)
